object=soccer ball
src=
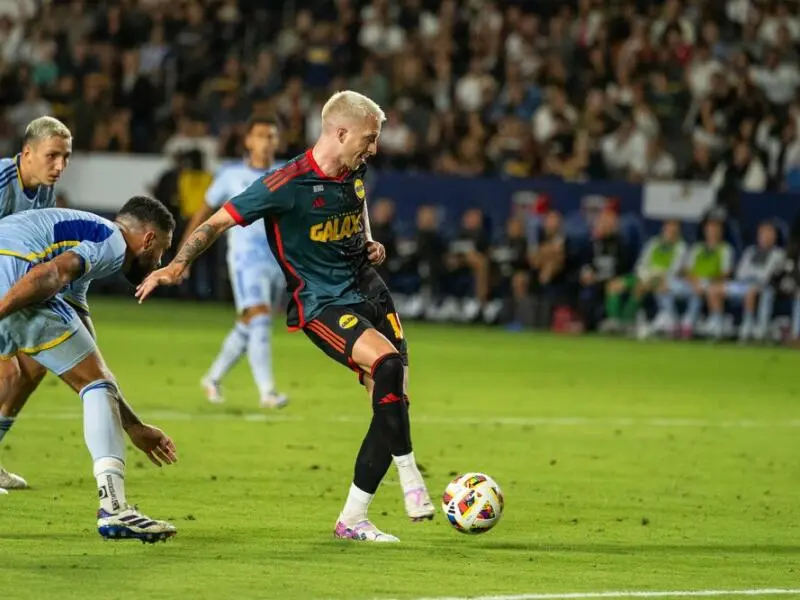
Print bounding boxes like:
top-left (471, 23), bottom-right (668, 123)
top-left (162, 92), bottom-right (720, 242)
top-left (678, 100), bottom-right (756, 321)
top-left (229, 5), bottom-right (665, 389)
top-left (441, 472), bottom-right (504, 534)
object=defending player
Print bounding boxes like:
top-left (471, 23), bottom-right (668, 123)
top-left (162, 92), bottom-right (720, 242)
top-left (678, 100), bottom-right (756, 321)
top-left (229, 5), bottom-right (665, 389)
top-left (136, 91), bottom-right (434, 542)
top-left (180, 117), bottom-right (288, 408)
top-left (0, 116), bottom-right (72, 493)
top-left (0, 199), bottom-right (178, 541)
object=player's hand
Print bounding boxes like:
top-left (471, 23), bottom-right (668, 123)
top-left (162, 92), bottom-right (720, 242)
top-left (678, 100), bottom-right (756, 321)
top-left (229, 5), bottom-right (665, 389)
top-left (366, 241), bottom-right (386, 265)
top-left (126, 423), bottom-right (178, 467)
top-left (135, 264), bottom-right (186, 303)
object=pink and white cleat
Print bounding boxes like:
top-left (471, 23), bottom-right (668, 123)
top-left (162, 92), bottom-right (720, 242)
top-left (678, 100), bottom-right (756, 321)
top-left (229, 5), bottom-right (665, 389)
top-left (404, 486), bottom-right (435, 522)
top-left (333, 517), bottom-right (399, 542)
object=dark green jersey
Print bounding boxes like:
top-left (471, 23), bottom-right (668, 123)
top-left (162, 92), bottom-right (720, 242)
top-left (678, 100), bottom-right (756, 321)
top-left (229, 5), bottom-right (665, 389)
top-left (224, 149), bottom-right (371, 330)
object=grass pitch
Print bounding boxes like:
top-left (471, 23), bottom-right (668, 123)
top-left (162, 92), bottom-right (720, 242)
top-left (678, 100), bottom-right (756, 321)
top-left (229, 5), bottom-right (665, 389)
top-left (0, 299), bottom-right (797, 600)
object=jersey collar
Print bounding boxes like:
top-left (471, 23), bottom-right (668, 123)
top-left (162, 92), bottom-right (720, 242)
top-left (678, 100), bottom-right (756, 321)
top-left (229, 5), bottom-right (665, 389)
top-left (305, 148), bottom-right (349, 182)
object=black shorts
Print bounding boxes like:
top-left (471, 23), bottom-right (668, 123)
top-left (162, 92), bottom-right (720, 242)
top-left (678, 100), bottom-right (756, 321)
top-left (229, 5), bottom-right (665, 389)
top-left (303, 288), bottom-right (408, 385)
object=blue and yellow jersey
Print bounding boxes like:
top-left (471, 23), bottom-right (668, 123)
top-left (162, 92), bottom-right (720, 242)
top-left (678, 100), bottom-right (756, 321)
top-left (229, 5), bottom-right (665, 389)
top-left (0, 155), bottom-right (56, 219)
top-left (0, 208), bottom-right (126, 313)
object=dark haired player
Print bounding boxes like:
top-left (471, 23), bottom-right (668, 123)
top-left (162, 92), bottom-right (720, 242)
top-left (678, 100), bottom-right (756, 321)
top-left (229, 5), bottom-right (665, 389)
top-left (0, 198), bottom-right (178, 541)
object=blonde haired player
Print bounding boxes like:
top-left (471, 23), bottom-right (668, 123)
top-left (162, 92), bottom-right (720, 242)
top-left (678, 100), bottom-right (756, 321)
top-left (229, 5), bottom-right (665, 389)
top-left (137, 91), bottom-right (435, 541)
top-left (0, 116), bottom-right (72, 493)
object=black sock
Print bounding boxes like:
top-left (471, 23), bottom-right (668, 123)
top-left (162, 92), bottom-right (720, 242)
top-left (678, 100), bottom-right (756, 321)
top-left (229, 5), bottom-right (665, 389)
top-left (353, 415), bottom-right (392, 494)
top-left (370, 353), bottom-right (412, 456)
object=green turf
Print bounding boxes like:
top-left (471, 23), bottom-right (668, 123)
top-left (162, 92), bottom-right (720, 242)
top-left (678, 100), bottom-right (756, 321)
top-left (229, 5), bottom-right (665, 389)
top-left (0, 299), bottom-right (798, 600)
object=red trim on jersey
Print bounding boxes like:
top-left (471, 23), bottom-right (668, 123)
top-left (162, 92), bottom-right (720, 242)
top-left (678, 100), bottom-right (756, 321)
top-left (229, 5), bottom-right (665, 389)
top-left (305, 148), bottom-right (349, 182)
top-left (262, 156), bottom-right (313, 191)
top-left (223, 201), bottom-right (245, 225)
top-left (271, 217), bottom-right (306, 331)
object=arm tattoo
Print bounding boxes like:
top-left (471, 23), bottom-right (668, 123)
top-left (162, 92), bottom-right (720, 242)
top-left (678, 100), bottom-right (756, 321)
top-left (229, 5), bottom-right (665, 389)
top-left (173, 223), bottom-right (222, 267)
top-left (115, 391), bottom-right (143, 430)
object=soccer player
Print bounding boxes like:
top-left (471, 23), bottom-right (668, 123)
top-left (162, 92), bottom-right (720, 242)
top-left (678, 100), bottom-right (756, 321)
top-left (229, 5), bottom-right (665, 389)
top-left (0, 199), bottom-right (179, 541)
top-left (136, 91), bottom-right (434, 542)
top-left (0, 116), bottom-right (72, 493)
top-left (180, 117), bottom-right (288, 408)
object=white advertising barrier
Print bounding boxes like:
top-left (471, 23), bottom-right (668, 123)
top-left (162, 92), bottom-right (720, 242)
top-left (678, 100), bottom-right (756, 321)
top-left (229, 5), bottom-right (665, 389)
top-left (58, 153), bottom-right (174, 212)
top-left (642, 180), bottom-right (717, 222)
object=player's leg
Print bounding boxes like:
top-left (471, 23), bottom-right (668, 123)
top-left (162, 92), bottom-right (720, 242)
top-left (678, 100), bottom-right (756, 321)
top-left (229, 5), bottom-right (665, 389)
top-left (201, 261), bottom-right (251, 402)
top-left (681, 279), bottom-right (707, 336)
top-left (0, 353), bottom-right (47, 490)
top-left (31, 321), bottom-right (175, 541)
top-left (704, 281), bottom-right (728, 339)
top-left (234, 266), bottom-right (287, 408)
top-left (755, 286), bottom-right (776, 341)
top-left (654, 276), bottom-right (684, 333)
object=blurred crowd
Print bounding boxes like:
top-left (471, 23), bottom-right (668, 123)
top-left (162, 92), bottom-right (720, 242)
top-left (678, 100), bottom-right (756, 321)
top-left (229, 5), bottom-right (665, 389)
top-left (4, 0), bottom-right (800, 192)
top-left (372, 197), bottom-right (800, 346)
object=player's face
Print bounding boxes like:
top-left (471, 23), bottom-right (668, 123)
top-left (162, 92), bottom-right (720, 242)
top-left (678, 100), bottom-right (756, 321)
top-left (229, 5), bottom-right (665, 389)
top-left (125, 229), bottom-right (173, 286)
top-left (24, 136), bottom-right (72, 186)
top-left (340, 116), bottom-right (380, 170)
top-left (245, 124), bottom-right (279, 165)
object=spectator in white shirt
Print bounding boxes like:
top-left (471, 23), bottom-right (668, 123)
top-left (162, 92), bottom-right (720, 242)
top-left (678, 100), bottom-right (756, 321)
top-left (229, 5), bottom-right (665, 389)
top-left (532, 86), bottom-right (577, 143)
top-left (629, 136), bottom-right (677, 182)
top-left (749, 50), bottom-right (800, 106)
top-left (600, 118), bottom-right (648, 176)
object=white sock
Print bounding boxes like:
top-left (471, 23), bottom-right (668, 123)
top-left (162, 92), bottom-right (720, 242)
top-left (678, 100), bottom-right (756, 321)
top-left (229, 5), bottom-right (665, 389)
top-left (80, 380), bottom-right (128, 514)
top-left (340, 483), bottom-right (373, 525)
top-left (207, 323), bottom-right (249, 383)
top-left (246, 315), bottom-right (275, 398)
top-left (94, 457), bottom-right (127, 514)
top-left (393, 452), bottom-right (424, 490)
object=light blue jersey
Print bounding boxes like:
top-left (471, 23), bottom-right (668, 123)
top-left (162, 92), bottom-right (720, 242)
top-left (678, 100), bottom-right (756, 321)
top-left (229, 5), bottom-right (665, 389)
top-left (0, 208), bottom-right (126, 373)
top-left (0, 155), bottom-right (57, 218)
top-left (206, 160), bottom-right (284, 311)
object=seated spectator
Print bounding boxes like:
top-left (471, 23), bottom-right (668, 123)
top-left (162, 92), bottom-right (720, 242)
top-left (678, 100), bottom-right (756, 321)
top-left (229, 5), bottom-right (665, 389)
top-left (368, 197), bottom-right (399, 285)
top-left (578, 206), bottom-right (629, 331)
top-left (527, 209), bottom-right (568, 329)
top-left (710, 140), bottom-right (768, 193)
top-left (706, 221), bottom-right (785, 341)
top-left (412, 204), bottom-right (449, 303)
top-left (605, 219), bottom-right (686, 334)
top-left (491, 216), bottom-right (529, 326)
top-left (760, 238), bottom-right (800, 345)
top-left (652, 218), bottom-right (734, 338)
top-left (628, 136), bottom-right (677, 182)
top-left (445, 208), bottom-right (491, 319)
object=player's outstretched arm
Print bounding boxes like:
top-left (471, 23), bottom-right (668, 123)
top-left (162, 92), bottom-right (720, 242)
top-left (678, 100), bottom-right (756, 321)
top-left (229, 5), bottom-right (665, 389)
top-left (0, 251), bottom-right (84, 320)
top-left (135, 207), bottom-right (236, 302)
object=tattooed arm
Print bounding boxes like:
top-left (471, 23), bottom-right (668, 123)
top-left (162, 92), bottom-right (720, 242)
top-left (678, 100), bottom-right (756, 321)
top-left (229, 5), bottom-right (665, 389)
top-left (135, 208), bottom-right (237, 302)
top-left (0, 251), bottom-right (84, 320)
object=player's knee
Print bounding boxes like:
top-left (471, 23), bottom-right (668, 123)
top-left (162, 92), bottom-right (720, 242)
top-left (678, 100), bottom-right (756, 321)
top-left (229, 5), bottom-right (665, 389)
top-left (241, 305), bottom-right (271, 324)
top-left (78, 379), bottom-right (118, 400)
top-left (370, 353), bottom-right (404, 391)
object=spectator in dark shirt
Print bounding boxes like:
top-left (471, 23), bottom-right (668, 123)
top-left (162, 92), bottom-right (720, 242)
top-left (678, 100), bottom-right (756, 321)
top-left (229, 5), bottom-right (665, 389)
top-left (368, 197), bottom-right (398, 286)
top-left (412, 204), bottom-right (449, 303)
top-left (580, 207), bottom-right (629, 331)
top-left (445, 208), bottom-right (491, 312)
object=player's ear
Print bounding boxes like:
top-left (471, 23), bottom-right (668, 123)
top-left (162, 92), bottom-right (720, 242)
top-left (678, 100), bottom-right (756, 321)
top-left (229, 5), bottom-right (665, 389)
top-left (337, 127), bottom-right (347, 144)
top-left (142, 229), bottom-right (156, 249)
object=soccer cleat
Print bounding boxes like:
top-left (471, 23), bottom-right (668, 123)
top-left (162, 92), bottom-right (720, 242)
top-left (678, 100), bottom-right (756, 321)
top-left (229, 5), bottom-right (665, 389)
top-left (97, 506), bottom-right (177, 543)
top-left (0, 466), bottom-right (28, 489)
top-left (201, 377), bottom-right (224, 404)
top-left (0, 487), bottom-right (7, 495)
top-left (333, 517), bottom-right (399, 542)
top-left (404, 486), bottom-right (435, 522)
top-left (260, 391), bottom-right (289, 409)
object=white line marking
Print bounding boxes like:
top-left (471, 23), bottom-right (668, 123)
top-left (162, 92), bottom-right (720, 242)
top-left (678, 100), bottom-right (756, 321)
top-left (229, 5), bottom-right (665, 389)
top-left (397, 589), bottom-right (800, 600)
top-left (20, 411), bottom-right (800, 429)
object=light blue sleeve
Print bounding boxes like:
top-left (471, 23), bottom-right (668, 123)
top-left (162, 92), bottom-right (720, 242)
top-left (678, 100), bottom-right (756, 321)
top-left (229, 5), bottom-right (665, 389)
top-left (205, 168), bottom-right (231, 209)
top-left (0, 157), bottom-right (17, 218)
top-left (70, 229), bottom-right (127, 282)
top-left (62, 279), bottom-right (90, 313)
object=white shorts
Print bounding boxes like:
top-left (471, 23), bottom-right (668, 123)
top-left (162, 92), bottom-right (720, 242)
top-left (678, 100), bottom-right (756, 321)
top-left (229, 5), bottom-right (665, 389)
top-left (724, 280), bottom-right (760, 300)
top-left (667, 277), bottom-right (710, 296)
top-left (228, 258), bottom-right (285, 313)
top-left (0, 256), bottom-right (96, 374)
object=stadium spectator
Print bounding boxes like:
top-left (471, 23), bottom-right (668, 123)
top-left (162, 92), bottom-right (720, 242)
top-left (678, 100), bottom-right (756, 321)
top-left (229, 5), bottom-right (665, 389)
top-left (579, 206), bottom-right (630, 331)
top-left (706, 221), bottom-right (785, 341)
top-left (652, 218), bottom-right (734, 339)
top-left (368, 198), bottom-right (399, 286)
top-left (444, 208), bottom-right (491, 320)
top-left (606, 219), bottom-right (687, 335)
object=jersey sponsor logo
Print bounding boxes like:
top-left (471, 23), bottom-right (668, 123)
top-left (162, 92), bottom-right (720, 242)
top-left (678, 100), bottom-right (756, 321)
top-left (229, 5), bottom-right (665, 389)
top-left (338, 314), bottom-right (358, 329)
top-left (309, 213), bottom-right (362, 242)
top-left (354, 178), bottom-right (366, 200)
top-left (312, 197), bottom-right (326, 209)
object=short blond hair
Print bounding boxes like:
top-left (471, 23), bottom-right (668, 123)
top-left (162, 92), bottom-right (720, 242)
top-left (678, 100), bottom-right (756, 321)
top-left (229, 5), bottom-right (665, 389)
top-left (321, 90), bottom-right (386, 128)
top-left (23, 116), bottom-right (72, 145)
